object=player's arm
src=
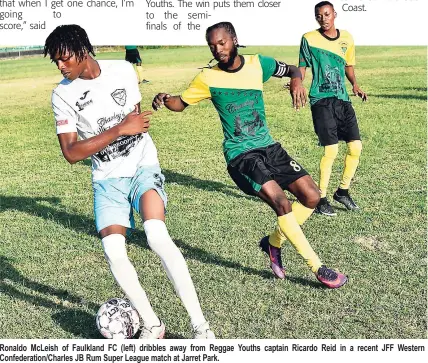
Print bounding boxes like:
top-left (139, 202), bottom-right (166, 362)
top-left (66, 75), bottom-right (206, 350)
top-left (345, 66), bottom-right (367, 101)
top-left (152, 93), bottom-right (188, 112)
top-left (273, 61), bottom-right (307, 110)
top-left (58, 106), bottom-right (151, 164)
top-left (299, 67), bottom-right (307, 81)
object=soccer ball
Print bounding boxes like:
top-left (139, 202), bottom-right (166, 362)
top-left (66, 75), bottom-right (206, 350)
top-left (96, 298), bottom-right (140, 339)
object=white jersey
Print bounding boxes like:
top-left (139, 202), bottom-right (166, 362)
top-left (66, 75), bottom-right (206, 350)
top-left (51, 60), bottom-right (158, 181)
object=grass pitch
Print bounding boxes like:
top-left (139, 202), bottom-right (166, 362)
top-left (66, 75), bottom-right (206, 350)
top-left (0, 46), bottom-right (426, 339)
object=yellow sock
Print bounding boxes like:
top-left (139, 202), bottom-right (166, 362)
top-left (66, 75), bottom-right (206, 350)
top-left (340, 140), bottom-right (362, 189)
top-left (135, 65), bottom-right (144, 83)
top-left (268, 202), bottom-right (315, 248)
top-left (319, 144), bottom-right (338, 198)
top-left (292, 201), bottom-right (314, 225)
top-left (277, 212), bottom-right (322, 273)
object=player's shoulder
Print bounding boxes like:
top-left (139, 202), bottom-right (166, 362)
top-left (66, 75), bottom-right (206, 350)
top-left (339, 29), bottom-right (354, 42)
top-left (52, 77), bottom-right (74, 97)
top-left (302, 29), bottom-right (320, 42)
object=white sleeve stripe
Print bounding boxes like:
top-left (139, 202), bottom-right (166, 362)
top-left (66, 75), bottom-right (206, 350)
top-left (274, 61), bottom-right (290, 77)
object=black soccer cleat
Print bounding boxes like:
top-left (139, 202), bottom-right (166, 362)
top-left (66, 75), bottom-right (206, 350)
top-left (333, 190), bottom-right (359, 211)
top-left (315, 198), bottom-right (337, 216)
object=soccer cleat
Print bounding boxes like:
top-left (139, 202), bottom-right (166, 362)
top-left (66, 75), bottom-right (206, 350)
top-left (259, 236), bottom-right (286, 279)
top-left (315, 198), bottom-right (337, 216)
top-left (333, 191), bottom-right (359, 210)
top-left (316, 265), bottom-right (348, 289)
top-left (140, 79), bottom-right (150, 84)
top-left (139, 320), bottom-right (165, 339)
top-left (193, 321), bottom-right (216, 339)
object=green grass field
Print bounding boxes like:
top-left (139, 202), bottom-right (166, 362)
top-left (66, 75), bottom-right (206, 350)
top-left (0, 46), bottom-right (426, 339)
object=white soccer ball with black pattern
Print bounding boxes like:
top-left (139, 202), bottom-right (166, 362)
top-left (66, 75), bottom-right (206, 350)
top-left (96, 298), bottom-right (140, 339)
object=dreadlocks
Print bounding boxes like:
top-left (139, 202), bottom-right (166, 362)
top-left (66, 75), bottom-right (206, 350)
top-left (44, 24), bottom-right (95, 62)
top-left (205, 22), bottom-right (237, 43)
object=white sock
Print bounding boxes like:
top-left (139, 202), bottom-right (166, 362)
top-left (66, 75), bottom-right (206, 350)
top-left (143, 219), bottom-right (206, 328)
top-left (102, 234), bottom-right (160, 327)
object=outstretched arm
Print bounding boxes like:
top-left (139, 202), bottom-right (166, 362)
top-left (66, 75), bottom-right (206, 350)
top-left (152, 93), bottom-right (188, 112)
top-left (345, 66), bottom-right (367, 101)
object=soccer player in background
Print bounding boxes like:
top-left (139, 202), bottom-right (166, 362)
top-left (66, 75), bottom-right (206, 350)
top-left (44, 25), bottom-right (214, 339)
top-left (152, 22), bottom-right (348, 288)
top-left (125, 45), bottom-right (149, 84)
top-left (299, 1), bottom-right (367, 216)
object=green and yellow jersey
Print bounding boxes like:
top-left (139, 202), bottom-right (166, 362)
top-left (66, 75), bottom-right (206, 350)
top-left (181, 54), bottom-right (286, 164)
top-left (299, 29), bottom-right (355, 105)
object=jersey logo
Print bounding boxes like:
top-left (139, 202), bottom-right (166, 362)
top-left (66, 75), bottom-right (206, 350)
top-left (339, 41), bottom-right (348, 55)
top-left (111, 89), bottom-right (127, 106)
top-left (79, 90), bottom-right (90, 100)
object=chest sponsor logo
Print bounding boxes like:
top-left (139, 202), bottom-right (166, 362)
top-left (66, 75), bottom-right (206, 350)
top-left (111, 89), bottom-right (127, 106)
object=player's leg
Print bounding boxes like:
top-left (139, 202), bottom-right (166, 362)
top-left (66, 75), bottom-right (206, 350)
top-left (93, 179), bottom-right (161, 336)
top-left (135, 49), bottom-right (149, 84)
top-left (133, 166), bottom-right (214, 338)
top-left (311, 98), bottom-right (339, 216)
top-left (258, 180), bottom-right (347, 288)
top-left (333, 101), bottom-right (362, 210)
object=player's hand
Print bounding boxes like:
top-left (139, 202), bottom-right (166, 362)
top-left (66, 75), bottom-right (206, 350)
top-left (119, 109), bottom-right (152, 135)
top-left (353, 84), bottom-right (367, 102)
top-left (289, 78), bottom-right (307, 110)
top-left (152, 93), bottom-right (170, 111)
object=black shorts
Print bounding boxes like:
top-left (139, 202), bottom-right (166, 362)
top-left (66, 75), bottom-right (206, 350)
top-left (227, 143), bottom-right (309, 196)
top-left (125, 49), bottom-right (142, 64)
top-left (311, 97), bottom-right (361, 146)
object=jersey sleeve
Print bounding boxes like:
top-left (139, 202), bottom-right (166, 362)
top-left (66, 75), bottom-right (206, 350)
top-left (180, 72), bottom-right (211, 105)
top-left (298, 36), bottom-right (312, 68)
top-left (258, 54), bottom-right (277, 82)
top-left (51, 91), bottom-right (78, 135)
top-left (345, 35), bottom-right (356, 66)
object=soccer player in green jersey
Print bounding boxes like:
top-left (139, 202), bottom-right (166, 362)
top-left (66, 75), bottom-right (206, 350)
top-left (125, 46), bottom-right (149, 84)
top-left (299, 1), bottom-right (367, 216)
top-left (151, 22), bottom-right (348, 288)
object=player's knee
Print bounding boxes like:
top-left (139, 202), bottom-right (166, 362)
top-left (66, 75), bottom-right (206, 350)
top-left (301, 188), bottom-right (320, 209)
top-left (324, 144), bottom-right (339, 159)
top-left (144, 219), bottom-right (173, 251)
top-left (102, 234), bottom-right (128, 265)
top-left (272, 195), bottom-right (292, 215)
top-left (348, 140), bottom-right (362, 157)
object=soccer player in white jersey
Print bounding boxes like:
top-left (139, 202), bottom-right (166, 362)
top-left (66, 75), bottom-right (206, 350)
top-left (44, 24), bottom-right (214, 339)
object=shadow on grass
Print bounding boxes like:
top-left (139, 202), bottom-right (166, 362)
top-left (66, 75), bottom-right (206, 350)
top-left (0, 256), bottom-right (100, 338)
top-left (0, 195), bottom-right (97, 237)
top-left (1, 194), bottom-right (317, 287)
top-left (372, 94), bottom-right (427, 100)
top-left (52, 309), bottom-right (100, 339)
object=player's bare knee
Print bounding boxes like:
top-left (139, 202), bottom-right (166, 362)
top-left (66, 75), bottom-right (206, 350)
top-left (273, 196), bottom-right (291, 215)
top-left (306, 189), bottom-right (321, 209)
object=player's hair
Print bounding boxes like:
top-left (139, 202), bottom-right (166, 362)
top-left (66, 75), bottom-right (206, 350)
top-left (205, 22), bottom-right (237, 42)
top-left (44, 24), bottom-right (95, 62)
top-left (315, 1), bottom-right (334, 12)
